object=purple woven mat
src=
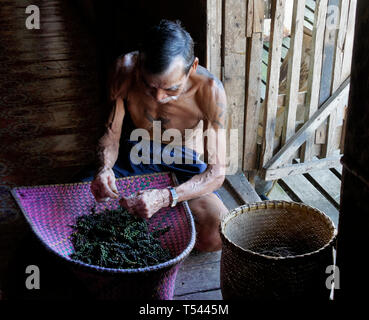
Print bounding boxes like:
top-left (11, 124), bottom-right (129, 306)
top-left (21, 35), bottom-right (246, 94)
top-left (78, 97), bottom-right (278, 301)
top-left (11, 171), bottom-right (196, 274)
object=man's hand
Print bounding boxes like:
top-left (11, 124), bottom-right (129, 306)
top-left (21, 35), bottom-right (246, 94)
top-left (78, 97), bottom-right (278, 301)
top-left (119, 188), bottom-right (171, 219)
top-left (91, 167), bottom-right (119, 202)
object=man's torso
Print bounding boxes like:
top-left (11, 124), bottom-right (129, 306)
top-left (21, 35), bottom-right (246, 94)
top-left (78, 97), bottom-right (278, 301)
top-left (116, 51), bottom-right (223, 153)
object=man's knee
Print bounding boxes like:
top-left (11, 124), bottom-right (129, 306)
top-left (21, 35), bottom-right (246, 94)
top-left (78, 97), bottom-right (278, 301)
top-left (189, 194), bottom-right (228, 252)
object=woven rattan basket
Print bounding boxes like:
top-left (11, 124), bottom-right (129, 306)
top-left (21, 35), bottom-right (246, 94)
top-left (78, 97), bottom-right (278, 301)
top-left (12, 172), bottom-right (196, 300)
top-left (220, 201), bottom-right (336, 300)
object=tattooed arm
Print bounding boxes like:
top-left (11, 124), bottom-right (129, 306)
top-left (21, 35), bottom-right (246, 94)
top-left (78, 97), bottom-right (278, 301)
top-left (174, 77), bottom-right (227, 202)
top-left (91, 54), bottom-right (134, 202)
top-left (96, 97), bottom-right (125, 171)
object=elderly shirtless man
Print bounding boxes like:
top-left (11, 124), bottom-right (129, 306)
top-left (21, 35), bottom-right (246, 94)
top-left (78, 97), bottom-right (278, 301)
top-left (90, 20), bottom-right (228, 252)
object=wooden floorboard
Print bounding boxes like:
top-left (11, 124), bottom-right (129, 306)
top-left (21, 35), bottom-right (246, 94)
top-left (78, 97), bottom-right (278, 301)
top-left (267, 182), bottom-right (292, 201)
top-left (225, 172), bottom-right (261, 203)
top-left (174, 289), bottom-right (222, 300)
top-left (216, 184), bottom-right (243, 210)
top-left (174, 259), bottom-right (220, 297)
top-left (281, 174), bottom-right (339, 227)
top-left (304, 169), bottom-right (341, 208)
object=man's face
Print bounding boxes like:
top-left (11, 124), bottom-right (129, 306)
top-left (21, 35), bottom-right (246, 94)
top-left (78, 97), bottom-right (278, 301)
top-left (140, 56), bottom-right (191, 104)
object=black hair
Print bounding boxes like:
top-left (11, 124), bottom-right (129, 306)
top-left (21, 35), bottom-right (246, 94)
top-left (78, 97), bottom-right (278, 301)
top-left (139, 19), bottom-right (195, 75)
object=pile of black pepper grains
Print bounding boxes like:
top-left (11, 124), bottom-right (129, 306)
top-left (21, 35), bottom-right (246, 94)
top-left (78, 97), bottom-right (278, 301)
top-left (69, 206), bottom-right (172, 269)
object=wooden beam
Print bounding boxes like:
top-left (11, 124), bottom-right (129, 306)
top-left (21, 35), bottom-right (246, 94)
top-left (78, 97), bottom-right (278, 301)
top-left (246, 0), bottom-right (254, 38)
top-left (301, 0), bottom-right (328, 162)
top-left (225, 172), bottom-right (261, 203)
top-left (317, 0), bottom-right (340, 154)
top-left (243, 0), bottom-right (264, 172)
top-left (341, 0), bottom-right (357, 82)
top-left (261, 0), bottom-right (286, 167)
top-left (206, 0), bottom-right (222, 80)
top-left (278, 91), bottom-right (307, 107)
top-left (304, 168), bottom-right (341, 208)
top-left (223, 0), bottom-right (247, 172)
top-left (252, 0), bottom-right (264, 33)
top-left (264, 154), bottom-right (342, 181)
top-left (282, 0), bottom-right (306, 145)
top-left (267, 182), bottom-right (293, 201)
top-left (281, 173), bottom-right (339, 227)
top-left (263, 77), bottom-right (350, 170)
top-left (332, 0), bottom-right (350, 92)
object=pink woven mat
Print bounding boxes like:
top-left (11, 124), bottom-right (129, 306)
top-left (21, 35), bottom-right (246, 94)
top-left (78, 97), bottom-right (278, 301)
top-left (11, 171), bottom-right (196, 273)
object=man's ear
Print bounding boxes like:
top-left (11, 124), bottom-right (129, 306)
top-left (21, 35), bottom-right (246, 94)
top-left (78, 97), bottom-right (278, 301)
top-left (190, 57), bottom-right (199, 75)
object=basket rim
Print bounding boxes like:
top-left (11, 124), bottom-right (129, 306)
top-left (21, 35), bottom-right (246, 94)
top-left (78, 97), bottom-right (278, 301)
top-left (11, 171), bottom-right (197, 274)
top-left (220, 200), bottom-right (337, 261)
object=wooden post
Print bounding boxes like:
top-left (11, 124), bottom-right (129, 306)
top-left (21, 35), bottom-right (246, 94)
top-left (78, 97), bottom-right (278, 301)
top-left (261, 0), bottom-right (286, 167)
top-left (223, 0), bottom-right (247, 172)
top-left (335, 0), bottom-right (369, 301)
top-left (321, 0), bottom-right (350, 157)
top-left (243, 0), bottom-right (264, 174)
top-left (331, 0), bottom-right (350, 92)
top-left (206, 0), bottom-right (222, 80)
top-left (300, 0), bottom-right (328, 162)
top-left (281, 0), bottom-right (305, 145)
top-left (340, 0), bottom-right (357, 81)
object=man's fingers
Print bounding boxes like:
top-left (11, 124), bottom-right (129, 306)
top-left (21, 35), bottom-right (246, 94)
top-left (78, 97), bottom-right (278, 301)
top-left (91, 180), bottom-right (119, 201)
top-left (107, 176), bottom-right (119, 198)
top-left (96, 197), bottom-right (110, 203)
top-left (119, 197), bottom-right (127, 208)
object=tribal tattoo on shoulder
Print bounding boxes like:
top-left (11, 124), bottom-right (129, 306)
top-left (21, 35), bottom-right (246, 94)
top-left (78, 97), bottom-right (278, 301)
top-left (212, 101), bottom-right (226, 129)
top-left (196, 65), bottom-right (225, 90)
top-left (196, 66), bottom-right (226, 129)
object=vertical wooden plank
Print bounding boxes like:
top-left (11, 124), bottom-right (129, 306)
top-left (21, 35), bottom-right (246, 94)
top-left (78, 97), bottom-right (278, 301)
top-left (300, 0), bottom-right (328, 162)
top-left (223, 0), bottom-right (247, 172)
top-left (206, 0), bottom-right (222, 80)
top-left (282, 0), bottom-right (305, 145)
top-left (318, 0), bottom-right (340, 157)
top-left (243, 0), bottom-right (264, 172)
top-left (246, 0), bottom-right (254, 38)
top-left (323, 0), bottom-right (354, 157)
top-left (261, 0), bottom-right (286, 167)
top-left (332, 0), bottom-right (350, 92)
top-left (319, 0), bottom-right (341, 106)
top-left (253, 0), bottom-right (264, 33)
top-left (340, 0), bottom-right (357, 81)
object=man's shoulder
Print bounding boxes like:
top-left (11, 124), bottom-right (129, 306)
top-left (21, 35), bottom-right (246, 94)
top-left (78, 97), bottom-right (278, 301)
top-left (109, 51), bottom-right (138, 101)
top-left (195, 65), bottom-right (225, 92)
top-left (195, 66), bottom-right (227, 128)
top-left (115, 51), bottom-right (139, 74)
top-left (195, 65), bottom-right (226, 108)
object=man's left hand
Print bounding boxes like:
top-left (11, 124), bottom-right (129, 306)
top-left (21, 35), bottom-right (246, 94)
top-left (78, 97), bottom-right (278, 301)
top-left (119, 188), bottom-right (171, 219)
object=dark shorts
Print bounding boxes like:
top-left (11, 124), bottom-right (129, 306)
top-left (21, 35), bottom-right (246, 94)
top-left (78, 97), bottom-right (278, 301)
top-left (74, 138), bottom-right (222, 201)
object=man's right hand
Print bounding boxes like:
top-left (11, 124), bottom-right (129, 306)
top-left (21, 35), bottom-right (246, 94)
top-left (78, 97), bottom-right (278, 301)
top-left (90, 167), bottom-right (120, 202)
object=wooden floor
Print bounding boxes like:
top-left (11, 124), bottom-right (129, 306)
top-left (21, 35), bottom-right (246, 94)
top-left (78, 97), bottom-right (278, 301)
top-left (268, 166), bottom-right (341, 228)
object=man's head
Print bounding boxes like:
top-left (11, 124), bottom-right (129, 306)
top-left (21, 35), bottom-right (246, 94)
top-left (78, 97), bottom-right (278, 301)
top-left (139, 20), bottom-right (198, 103)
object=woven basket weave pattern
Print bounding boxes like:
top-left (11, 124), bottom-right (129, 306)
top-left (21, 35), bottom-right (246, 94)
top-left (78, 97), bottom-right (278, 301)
top-left (220, 201), bottom-right (336, 300)
top-left (12, 172), bottom-right (195, 300)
